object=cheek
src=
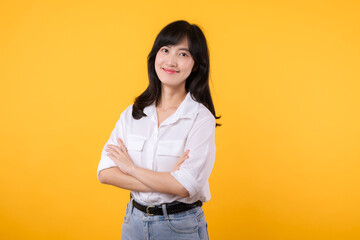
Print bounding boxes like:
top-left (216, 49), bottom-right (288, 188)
top-left (154, 56), bottom-right (161, 73)
top-left (155, 52), bottom-right (163, 66)
top-left (154, 55), bottom-right (163, 78)
top-left (181, 61), bottom-right (195, 73)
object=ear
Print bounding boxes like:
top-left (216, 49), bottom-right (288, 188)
top-left (192, 64), bottom-right (199, 72)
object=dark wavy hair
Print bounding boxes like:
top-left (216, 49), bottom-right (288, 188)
top-left (132, 20), bottom-right (221, 127)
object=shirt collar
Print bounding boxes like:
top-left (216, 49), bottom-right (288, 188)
top-left (143, 92), bottom-right (200, 125)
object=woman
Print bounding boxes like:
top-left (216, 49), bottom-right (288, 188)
top-left (97, 20), bottom-right (220, 240)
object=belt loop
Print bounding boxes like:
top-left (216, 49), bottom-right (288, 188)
top-left (129, 195), bottom-right (134, 214)
top-left (161, 204), bottom-right (169, 220)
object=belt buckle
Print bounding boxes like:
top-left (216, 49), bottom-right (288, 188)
top-left (146, 205), bottom-right (156, 216)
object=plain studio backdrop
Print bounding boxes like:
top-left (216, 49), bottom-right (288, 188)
top-left (1, 0), bottom-right (359, 239)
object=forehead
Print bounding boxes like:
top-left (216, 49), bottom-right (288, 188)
top-left (165, 37), bottom-right (189, 50)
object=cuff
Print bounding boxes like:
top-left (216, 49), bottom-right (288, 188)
top-left (170, 168), bottom-right (200, 198)
top-left (97, 159), bottom-right (116, 181)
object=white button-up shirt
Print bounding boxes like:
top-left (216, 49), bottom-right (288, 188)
top-left (97, 92), bottom-right (216, 205)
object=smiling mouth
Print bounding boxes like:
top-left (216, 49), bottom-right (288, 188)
top-left (162, 67), bottom-right (179, 74)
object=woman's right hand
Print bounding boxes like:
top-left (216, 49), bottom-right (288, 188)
top-left (171, 150), bottom-right (190, 172)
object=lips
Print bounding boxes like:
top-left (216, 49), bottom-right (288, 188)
top-left (162, 67), bottom-right (179, 74)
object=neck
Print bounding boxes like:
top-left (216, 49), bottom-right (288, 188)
top-left (156, 85), bottom-right (187, 111)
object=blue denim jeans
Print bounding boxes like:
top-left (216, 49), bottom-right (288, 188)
top-left (121, 200), bottom-right (209, 240)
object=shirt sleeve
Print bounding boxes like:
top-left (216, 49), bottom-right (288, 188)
top-left (97, 112), bottom-right (125, 180)
top-left (170, 115), bottom-right (216, 198)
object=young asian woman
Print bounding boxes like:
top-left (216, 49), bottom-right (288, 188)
top-left (97, 20), bottom-right (221, 240)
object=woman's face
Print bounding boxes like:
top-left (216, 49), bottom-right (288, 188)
top-left (154, 37), bottom-right (195, 89)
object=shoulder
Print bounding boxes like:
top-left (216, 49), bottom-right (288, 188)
top-left (119, 104), bottom-right (134, 121)
top-left (195, 103), bottom-right (216, 126)
top-left (123, 104), bottom-right (134, 115)
top-left (186, 92), bottom-right (215, 124)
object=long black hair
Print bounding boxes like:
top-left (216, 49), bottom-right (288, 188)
top-left (132, 20), bottom-right (221, 127)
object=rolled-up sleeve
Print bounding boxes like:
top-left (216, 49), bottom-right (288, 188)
top-left (170, 115), bottom-right (216, 198)
top-left (97, 113), bottom-right (125, 180)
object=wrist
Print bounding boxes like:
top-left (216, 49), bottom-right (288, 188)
top-left (127, 164), bottom-right (137, 176)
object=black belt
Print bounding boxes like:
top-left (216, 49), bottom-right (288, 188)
top-left (132, 199), bottom-right (202, 216)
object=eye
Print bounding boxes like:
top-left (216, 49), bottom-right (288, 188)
top-left (179, 52), bottom-right (188, 57)
top-left (161, 48), bottom-right (168, 53)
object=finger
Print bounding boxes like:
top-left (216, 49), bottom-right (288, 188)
top-left (181, 150), bottom-right (190, 159)
top-left (179, 150), bottom-right (189, 158)
top-left (117, 138), bottom-right (127, 152)
top-left (173, 159), bottom-right (185, 171)
top-left (183, 149), bottom-right (190, 156)
top-left (177, 157), bottom-right (186, 164)
top-left (106, 152), bottom-right (116, 160)
top-left (177, 150), bottom-right (190, 161)
top-left (106, 148), bottom-right (115, 156)
top-left (107, 145), bottom-right (121, 155)
top-left (175, 156), bottom-right (187, 167)
top-left (106, 148), bottom-right (120, 158)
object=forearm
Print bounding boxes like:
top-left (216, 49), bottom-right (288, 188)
top-left (105, 138), bottom-right (189, 197)
top-left (129, 166), bottom-right (189, 197)
top-left (98, 167), bottom-right (154, 192)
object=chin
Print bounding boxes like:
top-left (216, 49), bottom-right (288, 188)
top-left (160, 81), bottom-right (186, 89)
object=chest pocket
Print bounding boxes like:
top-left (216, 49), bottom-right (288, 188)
top-left (126, 134), bottom-right (146, 164)
top-left (157, 139), bottom-right (185, 157)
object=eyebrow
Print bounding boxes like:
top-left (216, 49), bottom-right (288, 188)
top-left (165, 45), bottom-right (190, 52)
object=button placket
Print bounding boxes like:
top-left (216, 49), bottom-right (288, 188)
top-left (153, 130), bottom-right (158, 141)
top-left (146, 125), bottom-right (159, 170)
top-left (151, 126), bottom-right (160, 169)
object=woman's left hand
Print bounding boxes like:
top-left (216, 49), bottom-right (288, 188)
top-left (105, 138), bottom-right (135, 175)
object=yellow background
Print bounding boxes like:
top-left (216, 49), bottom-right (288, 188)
top-left (1, 0), bottom-right (359, 239)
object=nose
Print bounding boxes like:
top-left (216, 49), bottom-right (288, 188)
top-left (165, 52), bottom-right (177, 67)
